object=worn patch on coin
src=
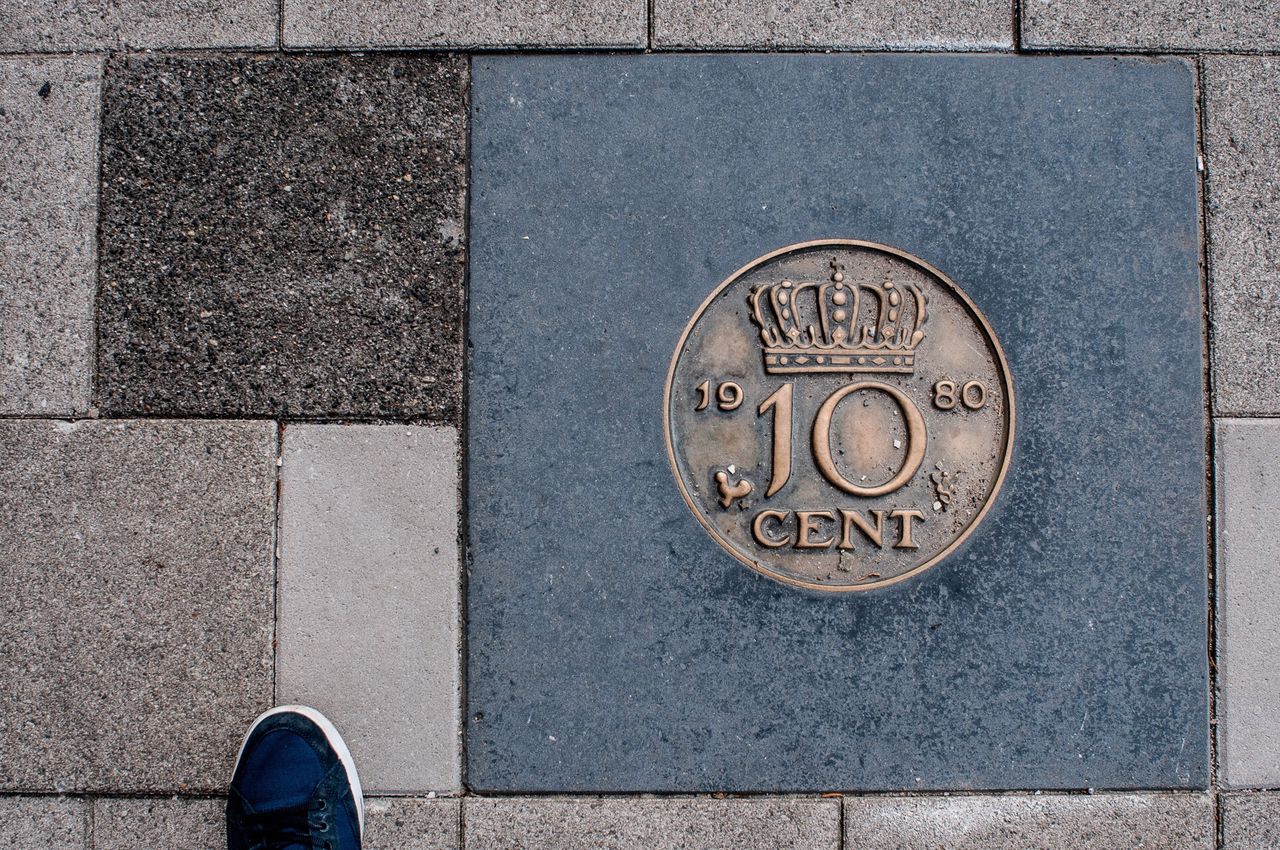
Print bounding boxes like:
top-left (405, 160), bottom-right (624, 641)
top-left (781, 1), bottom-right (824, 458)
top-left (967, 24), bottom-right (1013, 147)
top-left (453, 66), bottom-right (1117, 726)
top-left (664, 240), bottom-right (1015, 592)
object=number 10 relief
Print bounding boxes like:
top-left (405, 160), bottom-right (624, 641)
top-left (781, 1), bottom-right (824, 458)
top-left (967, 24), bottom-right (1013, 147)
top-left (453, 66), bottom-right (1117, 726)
top-left (664, 240), bottom-right (1015, 591)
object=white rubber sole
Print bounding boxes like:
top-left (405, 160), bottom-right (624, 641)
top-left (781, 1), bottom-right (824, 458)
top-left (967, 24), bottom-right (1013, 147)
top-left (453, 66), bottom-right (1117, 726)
top-left (234, 704), bottom-right (365, 835)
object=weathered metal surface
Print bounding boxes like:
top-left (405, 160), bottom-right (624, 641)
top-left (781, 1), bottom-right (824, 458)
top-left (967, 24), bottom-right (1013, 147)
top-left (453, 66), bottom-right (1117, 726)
top-left (665, 239), bottom-right (1014, 591)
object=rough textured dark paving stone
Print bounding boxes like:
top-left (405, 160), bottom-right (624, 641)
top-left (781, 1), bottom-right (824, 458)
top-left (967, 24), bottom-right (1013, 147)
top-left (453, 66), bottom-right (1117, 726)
top-left (1223, 793), bottom-right (1280, 850)
top-left (284, 0), bottom-right (644, 48)
top-left (653, 0), bottom-right (1011, 49)
top-left (0, 0), bottom-right (276, 50)
top-left (1022, 0), bottom-right (1280, 51)
top-left (0, 796), bottom-right (88, 849)
top-left (844, 794), bottom-right (1214, 849)
top-left (467, 55), bottom-right (1207, 792)
top-left (1204, 58), bottom-right (1280, 416)
top-left (463, 798), bottom-right (838, 850)
top-left (98, 55), bottom-right (466, 421)
top-left (0, 57), bottom-right (101, 416)
top-left (0, 420), bottom-right (275, 792)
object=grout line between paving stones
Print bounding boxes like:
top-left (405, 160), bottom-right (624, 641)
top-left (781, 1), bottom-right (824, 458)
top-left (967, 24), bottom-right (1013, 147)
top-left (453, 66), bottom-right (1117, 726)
top-left (91, 49), bottom-right (111, 418)
top-left (271, 421), bottom-right (284, 707)
top-left (458, 789), bottom-right (467, 850)
top-left (1194, 56), bottom-right (1230, 847)
top-left (1011, 0), bottom-right (1022, 52)
top-left (1191, 54), bottom-right (1227, 843)
top-left (7, 45), bottom-right (1280, 58)
top-left (6, 45), bottom-right (1280, 58)
top-left (1216, 786), bottom-right (1226, 850)
top-left (87, 54), bottom-right (104, 420)
top-left (458, 55), bottom-right (475, 796)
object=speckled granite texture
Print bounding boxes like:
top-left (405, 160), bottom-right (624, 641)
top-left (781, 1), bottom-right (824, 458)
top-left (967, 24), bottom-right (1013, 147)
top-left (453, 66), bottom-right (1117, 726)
top-left (0, 420), bottom-right (275, 792)
top-left (653, 0), bottom-right (1012, 48)
top-left (1022, 0), bottom-right (1280, 51)
top-left (0, 57), bottom-right (101, 415)
top-left (1203, 57), bottom-right (1280, 417)
top-left (284, 0), bottom-right (645, 48)
top-left (97, 54), bottom-right (467, 421)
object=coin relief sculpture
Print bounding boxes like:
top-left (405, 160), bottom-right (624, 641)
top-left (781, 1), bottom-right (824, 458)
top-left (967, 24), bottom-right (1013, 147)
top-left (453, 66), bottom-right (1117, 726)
top-left (664, 239), bottom-right (1015, 591)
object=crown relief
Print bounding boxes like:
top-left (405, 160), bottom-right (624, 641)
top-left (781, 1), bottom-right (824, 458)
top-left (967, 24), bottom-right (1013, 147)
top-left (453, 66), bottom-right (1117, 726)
top-left (748, 256), bottom-right (928, 375)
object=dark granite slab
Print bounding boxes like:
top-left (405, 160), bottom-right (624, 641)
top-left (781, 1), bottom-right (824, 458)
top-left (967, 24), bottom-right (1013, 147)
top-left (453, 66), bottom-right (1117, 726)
top-left (98, 55), bottom-right (466, 420)
top-left (466, 55), bottom-right (1208, 792)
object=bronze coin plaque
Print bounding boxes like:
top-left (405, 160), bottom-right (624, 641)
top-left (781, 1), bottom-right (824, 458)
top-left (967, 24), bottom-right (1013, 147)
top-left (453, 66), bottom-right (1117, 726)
top-left (664, 239), bottom-right (1015, 592)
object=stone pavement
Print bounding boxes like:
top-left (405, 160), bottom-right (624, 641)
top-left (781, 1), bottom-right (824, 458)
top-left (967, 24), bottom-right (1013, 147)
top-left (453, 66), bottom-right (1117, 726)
top-left (1, 0), bottom-right (1279, 847)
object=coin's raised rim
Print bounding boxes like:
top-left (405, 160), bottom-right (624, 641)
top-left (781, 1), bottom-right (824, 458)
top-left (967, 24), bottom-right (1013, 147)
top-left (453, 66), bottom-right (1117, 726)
top-left (662, 238), bottom-right (1016, 593)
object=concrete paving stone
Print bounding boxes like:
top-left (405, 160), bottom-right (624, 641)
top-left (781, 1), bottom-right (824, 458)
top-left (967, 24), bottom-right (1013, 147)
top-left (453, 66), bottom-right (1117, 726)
top-left (844, 794), bottom-right (1214, 849)
top-left (0, 0), bottom-right (276, 50)
top-left (1022, 0), bottom-right (1280, 51)
top-left (1222, 793), bottom-right (1280, 850)
top-left (463, 798), bottom-right (839, 850)
top-left (0, 796), bottom-right (88, 849)
top-left (97, 55), bottom-right (466, 421)
top-left (92, 797), bottom-right (459, 850)
top-left (277, 425), bottom-right (460, 794)
top-left (0, 420), bottom-right (276, 792)
top-left (653, 0), bottom-right (1011, 49)
top-left (0, 57), bottom-right (100, 416)
top-left (1204, 58), bottom-right (1280, 415)
top-left (284, 0), bottom-right (643, 48)
top-left (94, 797), bottom-right (222, 850)
top-left (468, 54), bottom-right (1206, 792)
top-left (365, 798), bottom-right (460, 850)
top-left (1216, 419), bottom-right (1280, 787)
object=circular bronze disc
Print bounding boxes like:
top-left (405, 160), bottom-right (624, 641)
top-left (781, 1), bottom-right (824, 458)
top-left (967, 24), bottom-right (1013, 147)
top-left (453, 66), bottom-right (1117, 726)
top-left (664, 239), bottom-right (1015, 592)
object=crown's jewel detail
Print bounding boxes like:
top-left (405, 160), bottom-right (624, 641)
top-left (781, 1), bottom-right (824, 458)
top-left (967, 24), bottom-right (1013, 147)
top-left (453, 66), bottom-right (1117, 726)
top-left (748, 255), bottom-right (928, 374)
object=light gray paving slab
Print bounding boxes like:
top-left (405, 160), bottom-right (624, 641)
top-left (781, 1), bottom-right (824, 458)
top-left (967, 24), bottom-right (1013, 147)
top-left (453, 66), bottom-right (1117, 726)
top-left (283, 0), bottom-right (643, 48)
top-left (463, 798), bottom-right (839, 850)
top-left (277, 425), bottom-right (460, 794)
top-left (653, 0), bottom-right (1011, 49)
top-left (1205, 58), bottom-right (1280, 415)
top-left (0, 796), bottom-right (88, 850)
top-left (844, 794), bottom-right (1215, 849)
top-left (365, 798), bottom-right (460, 850)
top-left (94, 797), bottom-right (222, 850)
top-left (0, 0), bottom-right (276, 50)
top-left (1223, 793), bottom-right (1280, 850)
top-left (0, 57), bottom-right (100, 416)
top-left (0, 420), bottom-right (276, 793)
top-left (1022, 0), bottom-right (1280, 50)
top-left (1217, 419), bottom-right (1280, 787)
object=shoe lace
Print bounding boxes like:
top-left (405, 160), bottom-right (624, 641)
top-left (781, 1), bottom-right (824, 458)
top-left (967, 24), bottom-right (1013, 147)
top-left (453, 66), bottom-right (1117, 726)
top-left (243, 799), bottom-right (332, 850)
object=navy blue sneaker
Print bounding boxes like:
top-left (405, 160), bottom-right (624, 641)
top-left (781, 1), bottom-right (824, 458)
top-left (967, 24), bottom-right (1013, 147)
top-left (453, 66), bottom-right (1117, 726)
top-left (226, 706), bottom-right (364, 850)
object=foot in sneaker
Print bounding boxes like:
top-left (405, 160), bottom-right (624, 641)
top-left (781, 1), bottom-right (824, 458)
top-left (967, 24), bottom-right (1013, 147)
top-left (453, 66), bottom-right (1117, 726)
top-left (226, 706), bottom-right (364, 850)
